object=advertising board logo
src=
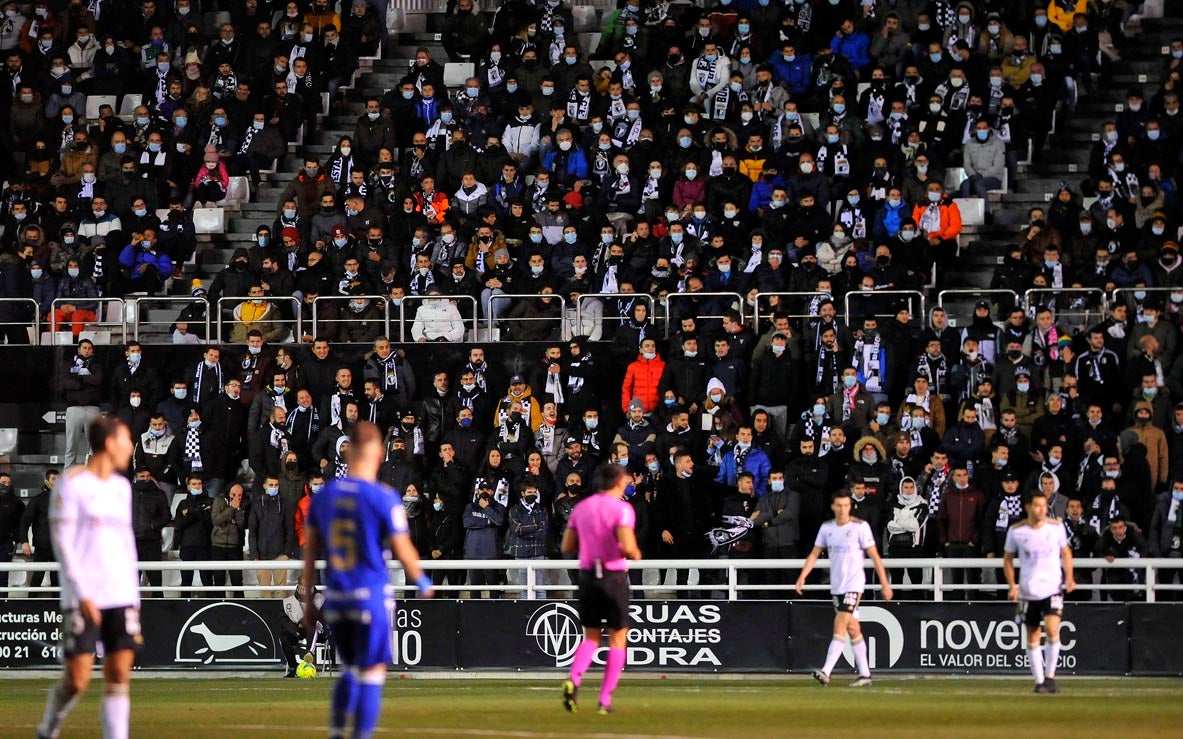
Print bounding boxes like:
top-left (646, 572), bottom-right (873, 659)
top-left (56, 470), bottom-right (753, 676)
top-left (175, 602), bottom-right (279, 665)
top-left (842, 606), bottom-right (903, 669)
top-left (525, 603), bottom-right (583, 667)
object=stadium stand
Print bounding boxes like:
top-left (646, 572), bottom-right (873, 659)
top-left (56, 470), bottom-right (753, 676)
top-left (0, 0), bottom-right (1181, 600)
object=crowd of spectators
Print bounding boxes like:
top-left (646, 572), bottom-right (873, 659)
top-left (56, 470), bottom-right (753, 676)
top-left (0, 0), bottom-right (1181, 601)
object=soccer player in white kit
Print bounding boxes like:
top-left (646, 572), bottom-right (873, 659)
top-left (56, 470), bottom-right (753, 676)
top-left (795, 489), bottom-right (893, 687)
top-left (1003, 489), bottom-right (1076, 694)
top-left (37, 417), bottom-right (141, 739)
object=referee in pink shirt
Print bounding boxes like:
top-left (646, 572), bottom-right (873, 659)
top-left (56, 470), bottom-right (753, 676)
top-left (560, 463), bottom-right (642, 715)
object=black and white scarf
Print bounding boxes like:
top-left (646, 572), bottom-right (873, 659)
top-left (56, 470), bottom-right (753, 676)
top-left (566, 91), bottom-right (591, 121)
top-left (997, 494), bottom-right (1024, 528)
top-left (854, 334), bottom-right (884, 394)
top-left (815, 344), bottom-right (839, 392)
top-left (154, 68), bottom-right (168, 105)
top-left (927, 469), bottom-right (949, 515)
top-left (238, 124), bottom-right (256, 155)
top-left (695, 55), bottom-right (720, 88)
top-left (373, 353), bottom-right (399, 393)
top-left (193, 361), bottom-right (222, 401)
top-left (183, 425), bottom-right (202, 470)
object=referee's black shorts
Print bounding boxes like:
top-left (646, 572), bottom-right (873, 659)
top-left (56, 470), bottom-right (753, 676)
top-left (577, 570), bottom-right (631, 630)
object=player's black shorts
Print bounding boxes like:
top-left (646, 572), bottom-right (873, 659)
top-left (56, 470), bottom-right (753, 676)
top-left (577, 570), bottom-right (631, 630)
top-left (1018, 594), bottom-right (1064, 629)
top-left (832, 592), bottom-right (862, 614)
top-left (63, 606), bottom-right (143, 658)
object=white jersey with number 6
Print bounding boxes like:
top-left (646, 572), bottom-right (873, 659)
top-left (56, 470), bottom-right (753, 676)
top-left (815, 519), bottom-right (876, 596)
top-left (50, 467), bottom-right (140, 610)
top-left (1004, 520), bottom-right (1068, 601)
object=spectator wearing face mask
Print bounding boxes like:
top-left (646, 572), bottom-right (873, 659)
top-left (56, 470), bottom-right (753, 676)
top-left (250, 474), bottom-right (295, 598)
top-left (172, 475), bottom-right (214, 590)
top-left (130, 467), bottom-right (172, 590)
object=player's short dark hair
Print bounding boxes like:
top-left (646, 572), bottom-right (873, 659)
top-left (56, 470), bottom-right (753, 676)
top-left (591, 462), bottom-right (628, 493)
top-left (832, 489), bottom-right (852, 501)
top-left (45, 468), bottom-right (59, 479)
top-left (86, 416), bottom-right (126, 456)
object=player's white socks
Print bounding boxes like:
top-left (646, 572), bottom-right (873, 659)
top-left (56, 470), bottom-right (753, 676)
top-left (100, 683), bottom-right (130, 739)
top-left (1043, 640), bottom-right (1061, 679)
top-left (1028, 646), bottom-right (1045, 685)
top-left (851, 638), bottom-right (870, 678)
top-left (38, 682), bottom-right (80, 739)
top-left (821, 637), bottom-right (845, 677)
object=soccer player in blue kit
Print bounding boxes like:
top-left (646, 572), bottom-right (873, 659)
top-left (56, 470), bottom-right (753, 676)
top-left (302, 421), bottom-right (434, 739)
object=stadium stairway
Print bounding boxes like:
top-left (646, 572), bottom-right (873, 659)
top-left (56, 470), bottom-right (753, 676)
top-left (944, 14), bottom-right (1183, 297)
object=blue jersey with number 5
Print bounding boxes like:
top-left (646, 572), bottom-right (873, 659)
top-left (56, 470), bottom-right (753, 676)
top-left (309, 477), bottom-right (408, 609)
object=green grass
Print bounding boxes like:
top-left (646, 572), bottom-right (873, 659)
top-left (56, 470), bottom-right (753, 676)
top-left (2, 676), bottom-right (1181, 738)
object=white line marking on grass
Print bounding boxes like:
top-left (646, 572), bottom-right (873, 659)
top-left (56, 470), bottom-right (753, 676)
top-left (222, 725), bottom-right (712, 739)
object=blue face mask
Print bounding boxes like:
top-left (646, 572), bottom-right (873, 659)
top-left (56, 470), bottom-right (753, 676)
top-left (529, 233), bottom-right (543, 243)
top-left (826, 134), bottom-right (839, 144)
top-left (176, 116), bottom-right (187, 127)
top-left (670, 232), bottom-right (683, 244)
top-left (265, 486), bottom-right (279, 496)
top-left (843, 376), bottom-right (857, 389)
top-left (459, 417), bottom-right (472, 428)
top-left (1173, 491), bottom-right (1183, 501)
top-left (930, 53), bottom-right (942, 63)
top-left (976, 130), bottom-right (989, 141)
top-left (563, 232), bottom-right (577, 244)
top-left (876, 412), bottom-right (889, 425)
top-left (113, 143), bottom-right (127, 153)
top-left (663, 398), bottom-right (676, 407)
top-left (189, 487), bottom-right (202, 495)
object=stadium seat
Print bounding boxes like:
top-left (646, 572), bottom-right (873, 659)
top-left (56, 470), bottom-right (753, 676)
top-left (572, 5), bottom-right (598, 32)
top-left (0, 427), bottom-right (16, 456)
top-left (85, 95), bottom-right (117, 120)
top-left (220, 177), bottom-right (251, 207)
top-left (444, 62), bottom-right (474, 88)
top-left (944, 167), bottom-right (968, 192)
top-left (954, 197), bottom-right (986, 227)
top-left (79, 329), bottom-right (113, 345)
top-left (801, 112), bottom-right (820, 132)
top-left (193, 207), bottom-right (226, 234)
top-left (578, 32), bottom-right (602, 54)
top-left (40, 331), bottom-right (73, 346)
top-left (118, 94), bottom-right (143, 116)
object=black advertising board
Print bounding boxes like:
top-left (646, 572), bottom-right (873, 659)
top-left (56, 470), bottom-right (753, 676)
top-left (1128, 604), bottom-right (1183, 675)
top-left (789, 601), bottom-right (1129, 675)
top-left (456, 600), bottom-right (790, 672)
top-left (0, 599), bottom-right (68, 667)
top-left (1, 598), bottom-right (1170, 674)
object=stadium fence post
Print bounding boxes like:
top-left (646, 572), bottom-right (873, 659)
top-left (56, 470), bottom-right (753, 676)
top-left (933, 565), bottom-right (944, 602)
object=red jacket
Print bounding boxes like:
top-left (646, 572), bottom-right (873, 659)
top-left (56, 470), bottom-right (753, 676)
top-left (938, 484), bottom-right (986, 547)
top-left (621, 353), bottom-right (666, 413)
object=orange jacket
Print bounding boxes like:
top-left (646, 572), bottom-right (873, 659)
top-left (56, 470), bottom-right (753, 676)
top-left (911, 199), bottom-right (963, 242)
top-left (621, 353), bottom-right (667, 413)
top-left (413, 190), bottom-right (450, 224)
top-left (295, 495), bottom-right (310, 548)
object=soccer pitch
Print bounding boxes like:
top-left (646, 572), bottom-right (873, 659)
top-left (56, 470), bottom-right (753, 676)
top-left (1, 676), bottom-right (1181, 738)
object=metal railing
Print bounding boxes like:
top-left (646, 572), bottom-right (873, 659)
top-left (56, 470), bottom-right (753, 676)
top-left (752, 291), bottom-right (831, 333)
top-left (311, 295), bottom-right (390, 341)
top-left (575, 292), bottom-right (655, 331)
top-left (1111, 286), bottom-right (1183, 310)
top-left (0, 297), bottom-right (39, 344)
top-left (488, 293), bottom-right (567, 339)
top-left (397, 294), bottom-right (478, 343)
top-left (215, 297), bottom-right (301, 344)
top-left (2, 558), bottom-right (1178, 602)
top-left (131, 296), bottom-right (210, 343)
top-left (663, 291), bottom-right (744, 337)
top-left (843, 289), bottom-right (925, 324)
top-left (1024, 288), bottom-right (1107, 332)
top-left (49, 296), bottom-right (126, 344)
top-left (937, 289), bottom-right (1020, 327)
